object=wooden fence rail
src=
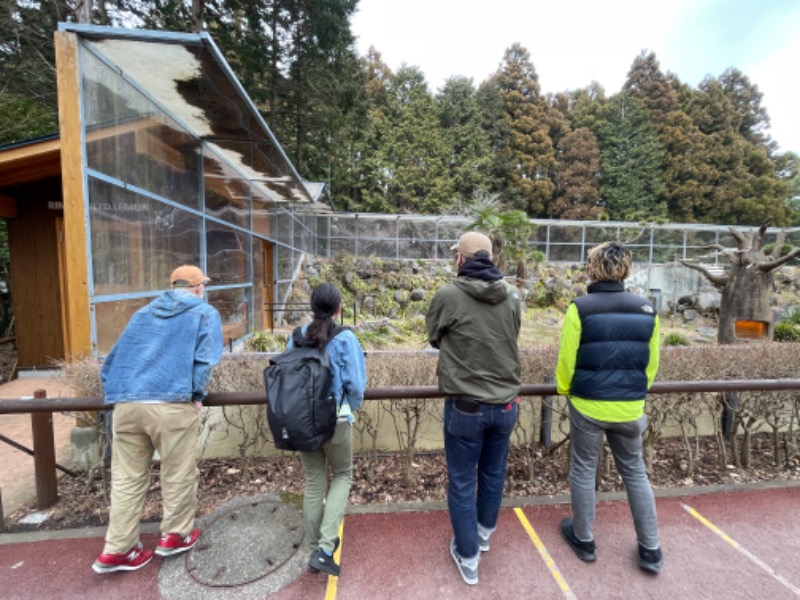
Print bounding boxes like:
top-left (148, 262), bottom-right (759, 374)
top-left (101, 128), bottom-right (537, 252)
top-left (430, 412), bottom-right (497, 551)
top-left (2, 378), bottom-right (800, 521)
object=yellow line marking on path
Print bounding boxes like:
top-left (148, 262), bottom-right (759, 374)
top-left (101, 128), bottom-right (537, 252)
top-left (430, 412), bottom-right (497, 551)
top-left (682, 503), bottom-right (800, 596)
top-left (514, 507), bottom-right (577, 599)
top-left (324, 520), bottom-right (345, 600)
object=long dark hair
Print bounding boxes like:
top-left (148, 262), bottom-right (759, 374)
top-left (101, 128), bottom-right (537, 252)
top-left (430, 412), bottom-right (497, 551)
top-left (305, 283), bottom-right (341, 349)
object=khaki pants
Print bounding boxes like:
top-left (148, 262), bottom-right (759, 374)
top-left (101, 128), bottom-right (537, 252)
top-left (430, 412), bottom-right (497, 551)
top-left (300, 421), bottom-right (353, 553)
top-left (104, 402), bottom-right (199, 554)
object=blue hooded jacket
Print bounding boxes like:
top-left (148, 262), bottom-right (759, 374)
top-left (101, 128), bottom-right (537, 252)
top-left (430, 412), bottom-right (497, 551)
top-left (101, 289), bottom-right (223, 404)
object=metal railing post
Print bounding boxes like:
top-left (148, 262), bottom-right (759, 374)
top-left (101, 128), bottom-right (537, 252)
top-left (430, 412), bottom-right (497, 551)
top-left (30, 389), bottom-right (58, 509)
top-left (539, 375), bottom-right (554, 448)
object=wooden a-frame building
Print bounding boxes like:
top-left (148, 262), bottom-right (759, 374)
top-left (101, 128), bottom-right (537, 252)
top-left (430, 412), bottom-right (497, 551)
top-left (0, 24), bottom-right (330, 369)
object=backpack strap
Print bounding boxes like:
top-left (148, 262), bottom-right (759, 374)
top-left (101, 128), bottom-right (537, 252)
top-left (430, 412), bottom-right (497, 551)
top-left (291, 326), bottom-right (311, 347)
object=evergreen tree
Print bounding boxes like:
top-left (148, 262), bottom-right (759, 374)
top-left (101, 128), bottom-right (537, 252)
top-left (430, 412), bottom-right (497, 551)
top-left (378, 66), bottom-right (451, 213)
top-left (475, 76), bottom-right (510, 200)
top-left (437, 76), bottom-right (492, 202)
top-left (623, 50), bottom-right (677, 126)
top-left (0, 0), bottom-right (69, 143)
top-left (599, 92), bottom-right (666, 221)
top-left (719, 68), bottom-right (772, 147)
top-left (279, 0), bottom-right (361, 180)
top-left (659, 110), bottom-right (714, 222)
top-left (549, 127), bottom-right (603, 219)
top-left (688, 76), bottom-right (791, 225)
top-left (776, 151), bottom-right (800, 215)
top-left (346, 47), bottom-right (395, 212)
top-left (494, 43), bottom-right (556, 216)
top-left (567, 82), bottom-right (608, 136)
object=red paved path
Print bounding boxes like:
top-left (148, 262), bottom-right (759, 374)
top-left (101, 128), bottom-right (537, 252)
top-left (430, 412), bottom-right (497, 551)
top-left (2, 485), bottom-right (798, 599)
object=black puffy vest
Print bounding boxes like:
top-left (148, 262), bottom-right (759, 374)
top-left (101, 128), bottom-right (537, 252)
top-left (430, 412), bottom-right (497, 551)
top-left (570, 281), bottom-right (656, 401)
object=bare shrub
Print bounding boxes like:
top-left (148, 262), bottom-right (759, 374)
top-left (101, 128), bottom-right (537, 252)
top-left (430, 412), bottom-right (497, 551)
top-left (366, 352), bottom-right (437, 485)
top-left (56, 344), bottom-right (800, 489)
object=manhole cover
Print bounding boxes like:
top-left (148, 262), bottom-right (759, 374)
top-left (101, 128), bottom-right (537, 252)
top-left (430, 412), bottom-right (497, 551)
top-left (186, 498), bottom-right (304, 587)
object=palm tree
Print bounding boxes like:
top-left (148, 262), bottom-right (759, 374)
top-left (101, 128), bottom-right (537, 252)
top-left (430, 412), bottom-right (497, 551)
top-left (465, 193), bottom-right (541, 285)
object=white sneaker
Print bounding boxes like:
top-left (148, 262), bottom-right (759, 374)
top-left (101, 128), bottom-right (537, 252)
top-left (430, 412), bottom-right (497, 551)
top-left (450, 538), bottom-right (478, 585)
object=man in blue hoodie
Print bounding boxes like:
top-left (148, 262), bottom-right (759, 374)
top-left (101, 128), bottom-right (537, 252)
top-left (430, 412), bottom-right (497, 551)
top-left (427, 232), bottom-right (522, 586)
top-left (93, 265), bottom-right (223, 574)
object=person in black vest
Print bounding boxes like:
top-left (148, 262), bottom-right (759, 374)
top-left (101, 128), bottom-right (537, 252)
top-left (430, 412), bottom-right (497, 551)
top-left (556, 240), bottom-right (663, 574)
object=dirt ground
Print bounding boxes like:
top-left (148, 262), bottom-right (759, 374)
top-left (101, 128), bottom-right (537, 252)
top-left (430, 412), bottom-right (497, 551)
top-left (0, 342), bottom-right (17, 384)
top-left (4, 428), bottom-right (798, 533)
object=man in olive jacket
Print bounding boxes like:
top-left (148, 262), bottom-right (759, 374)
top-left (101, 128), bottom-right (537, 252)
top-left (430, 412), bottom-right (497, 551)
top-left (426, 231), bottom-right (522, 586)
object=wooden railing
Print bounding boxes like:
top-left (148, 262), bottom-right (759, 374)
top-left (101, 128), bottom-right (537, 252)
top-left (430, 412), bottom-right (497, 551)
top-left (2, 378), bottom-right (800, 523)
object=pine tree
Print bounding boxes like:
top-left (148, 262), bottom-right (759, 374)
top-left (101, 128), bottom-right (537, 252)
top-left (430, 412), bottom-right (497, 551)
top-left (437, 76), bottom-right (492, 202)
top-left (494, 43), bottom-right (556, 216)
top-left (475, 76), bottom-right (511, 201)
top-left (599, 92), bottom-right (666, 221)
top-left (549, 128), bottom-right (603, 219)
top-left (346, 47), bottom-right (395, 212)
top-left (623, 50), bottom-right (677, 127)
top-left (0, 0), bottom-right (67, 143)
top-left (567, 82), bottom-right (608, 136)
top-left (688, 76), bottom-right (791, 225)
top-left (379, 66), bottom-right (452, 213)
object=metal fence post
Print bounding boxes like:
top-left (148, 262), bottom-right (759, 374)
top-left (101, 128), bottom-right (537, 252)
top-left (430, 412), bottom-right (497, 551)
top-left (539, 374), bottom-right (554, 448)
top-left (30, 389), bottom-right (58, 509)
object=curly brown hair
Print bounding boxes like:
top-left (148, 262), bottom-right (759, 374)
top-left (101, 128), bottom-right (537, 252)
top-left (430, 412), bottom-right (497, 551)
top-left (587, 240), bottom-right (632, 282)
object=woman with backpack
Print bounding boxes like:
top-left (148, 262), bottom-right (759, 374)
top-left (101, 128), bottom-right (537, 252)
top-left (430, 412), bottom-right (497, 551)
top-left (290, 283), bottom-right (366, 577)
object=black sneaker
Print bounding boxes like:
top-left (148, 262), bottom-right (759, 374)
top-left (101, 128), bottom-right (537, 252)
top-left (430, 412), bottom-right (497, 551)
top-left (560, 518), bottom-right (596, 562)
top-left (638, 544), bottom-right (663, 574)
top-left (309, 538), bottom-right (340, 573)
top-left (309, 548), bottom-right (340, 577)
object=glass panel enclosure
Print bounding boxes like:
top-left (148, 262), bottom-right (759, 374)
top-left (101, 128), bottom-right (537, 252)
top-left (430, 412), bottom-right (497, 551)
top-left (89, 178), bottom-right (202, 295)
top-left (74, 29), bottom-right (326, 351)
top-left (204, 148), bottom-right (251, 228)
top-left (95, 297), bottom-right (151, 354)
top-left (81, 49), bottom-right (202, 210)
top-left (206, 225), bottom-right (250, 286)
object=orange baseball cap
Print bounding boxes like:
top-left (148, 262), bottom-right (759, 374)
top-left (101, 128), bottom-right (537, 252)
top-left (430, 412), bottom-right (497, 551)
top-left (170, 265), bottom-right (209, 287)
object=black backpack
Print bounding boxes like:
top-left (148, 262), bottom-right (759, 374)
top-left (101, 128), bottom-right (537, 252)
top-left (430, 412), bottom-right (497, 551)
top-left (263, 326), bottom-right (346, 451)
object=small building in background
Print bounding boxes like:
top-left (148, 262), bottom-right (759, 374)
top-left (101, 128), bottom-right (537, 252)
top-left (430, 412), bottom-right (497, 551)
top-left (0, 24), bottom-right (331, 369)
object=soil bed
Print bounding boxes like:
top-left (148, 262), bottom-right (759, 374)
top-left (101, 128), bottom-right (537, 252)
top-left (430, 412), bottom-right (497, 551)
top-left (5, 431), bottom-right (798, 533)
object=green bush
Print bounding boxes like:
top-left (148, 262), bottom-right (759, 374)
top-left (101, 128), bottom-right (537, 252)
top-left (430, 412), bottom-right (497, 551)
top-left (662, 332), bottom-right (690, 346)
top-left (774, 321), bottom-right (800, 342)
top-left (245, 331), bottom-right (289, 352)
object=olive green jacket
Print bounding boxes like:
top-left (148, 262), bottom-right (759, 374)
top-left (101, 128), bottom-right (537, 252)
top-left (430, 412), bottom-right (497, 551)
top-left (426, 276), bottom-right (522, 404)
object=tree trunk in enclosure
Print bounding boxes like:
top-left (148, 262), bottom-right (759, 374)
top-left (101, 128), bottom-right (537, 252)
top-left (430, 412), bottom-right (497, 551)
top-left (679, 223), bottom-right (800, 345)
top-left (681, 224), bottom-right (800, 467)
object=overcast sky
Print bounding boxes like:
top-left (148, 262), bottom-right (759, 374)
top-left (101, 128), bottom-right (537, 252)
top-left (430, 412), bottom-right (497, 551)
top-left (351, 0), bottom-right (800, 155)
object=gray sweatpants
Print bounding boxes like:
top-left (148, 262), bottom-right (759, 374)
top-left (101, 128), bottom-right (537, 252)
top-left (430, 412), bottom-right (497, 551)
top-left (568, 403), bottom-right (660, 550)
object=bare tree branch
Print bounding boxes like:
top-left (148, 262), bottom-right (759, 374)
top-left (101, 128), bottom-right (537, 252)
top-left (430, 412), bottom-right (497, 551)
top-left (729, 228), bottom-right (748, 249)
top-left (678, 259), bottom-right (730, 286)
top-left (758, 248), bottom-right (800, 272)
top-left (752, 222), bottom-right (769, 252)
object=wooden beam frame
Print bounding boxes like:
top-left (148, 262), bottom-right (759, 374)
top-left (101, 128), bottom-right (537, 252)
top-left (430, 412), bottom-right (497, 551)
top-left (55, 31), bottom-right (92, 362)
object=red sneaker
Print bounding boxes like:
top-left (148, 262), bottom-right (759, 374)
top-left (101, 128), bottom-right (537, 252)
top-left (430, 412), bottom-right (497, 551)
top-left (93, 543), bottom-right (153, 573)
top-left (155, 528), bottom-right (201, 557)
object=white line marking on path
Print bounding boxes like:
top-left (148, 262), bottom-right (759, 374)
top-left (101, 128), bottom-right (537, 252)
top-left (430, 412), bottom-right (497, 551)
top-left (682, 503), bottom-right (800, 597)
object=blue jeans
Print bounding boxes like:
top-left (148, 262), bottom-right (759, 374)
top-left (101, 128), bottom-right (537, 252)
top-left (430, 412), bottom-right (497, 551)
top-left (569, 403), bottom-right (660, 549)
top-left (444, 398), bottom-right (518, 560)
